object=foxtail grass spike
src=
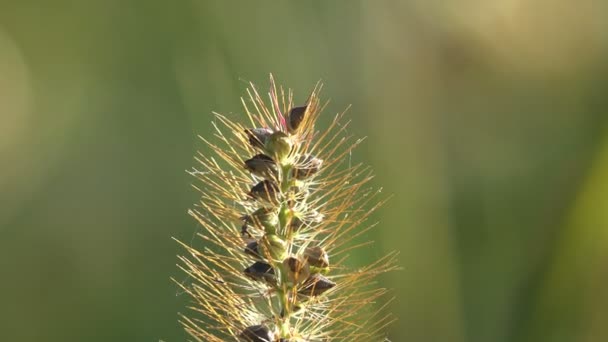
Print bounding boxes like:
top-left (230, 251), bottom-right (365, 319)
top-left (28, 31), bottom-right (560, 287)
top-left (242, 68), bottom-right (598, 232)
top-left (176, 75), bottom-right (398, 341)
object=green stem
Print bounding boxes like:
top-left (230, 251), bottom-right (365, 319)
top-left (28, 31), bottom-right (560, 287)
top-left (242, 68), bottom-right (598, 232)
top-left (270, 163), bottom-right (295, 338)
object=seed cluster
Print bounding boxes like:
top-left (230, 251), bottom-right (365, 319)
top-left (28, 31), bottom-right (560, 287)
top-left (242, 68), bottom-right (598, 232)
top-left (238, 103), bottom-right (334, 341)
top-left (177, 76), bottom-right (398, 342)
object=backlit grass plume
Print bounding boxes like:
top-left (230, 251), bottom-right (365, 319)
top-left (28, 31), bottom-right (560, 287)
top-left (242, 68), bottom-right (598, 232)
top-left (176, 75), bottom-right (398, 341)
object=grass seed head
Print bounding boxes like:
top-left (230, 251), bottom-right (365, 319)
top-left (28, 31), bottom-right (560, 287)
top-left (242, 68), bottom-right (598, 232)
top-left (176, 75), bottom-right (398, 341)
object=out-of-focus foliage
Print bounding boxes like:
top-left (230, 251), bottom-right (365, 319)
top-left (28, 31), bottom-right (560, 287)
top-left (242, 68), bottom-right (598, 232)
top-left (1, 1), bottom-right (607, 341)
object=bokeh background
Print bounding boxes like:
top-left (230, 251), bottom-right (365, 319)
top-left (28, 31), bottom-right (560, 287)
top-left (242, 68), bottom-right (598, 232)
top-left (2, 1), bottom-right (608, 341)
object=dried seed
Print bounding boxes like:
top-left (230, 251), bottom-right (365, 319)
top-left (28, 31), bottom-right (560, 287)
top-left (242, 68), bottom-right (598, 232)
top-left (244, 154), bottom-right (278, 179)
top-left (248, 180), bottom-right (281, 204)
top-left (287, 105), bottom-right (307, 133)
top-left (283, 256), bottom-right (310, 284)
top-left (245, 128), bottom-right (273, 150)
top-left (244, 241), bottom-right (260, 258)
top-left (244, 261), bottom-right (275, 283)
top-left (304, 246), bottom-right (330, 268)
top-left (239, 324), bottom-right (275, 342)
top-left (298, 274), bottom-right (335, 296)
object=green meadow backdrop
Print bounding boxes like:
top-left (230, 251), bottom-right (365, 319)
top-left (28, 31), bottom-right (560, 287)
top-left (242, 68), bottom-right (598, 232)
top-left (1, 1), bottom-right (608, 341)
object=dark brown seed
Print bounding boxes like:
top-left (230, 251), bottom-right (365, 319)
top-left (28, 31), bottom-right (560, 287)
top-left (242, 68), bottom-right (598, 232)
top-left (244, 241), bottom-right (260, 258)
top-left (245, 128), bottom-right (273, 150)
top-left (248, 180), bottom-right (281, 204)
top-left (292, 154), bottom-right (322, 180)
top-left (244, 262), bottom-right (275, 283)
top-left (239, 325), bottom-right (275, 342)
top-left (285, 257), bottom-right (303, 273)
top-left (287, 105), bottom-right (307, 133)
top-left (304, 246), bottom-right (330, 268)
top-left (244, 154), bottom-right (278, 179)
top-left (298, 274), bottom-right (335, 296)
top-left (283, 256), bottom-right (310, 284)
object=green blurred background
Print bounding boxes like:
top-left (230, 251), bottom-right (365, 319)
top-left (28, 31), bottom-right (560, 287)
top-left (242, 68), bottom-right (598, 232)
top-left (2, 1), bottom-right (608, 341)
